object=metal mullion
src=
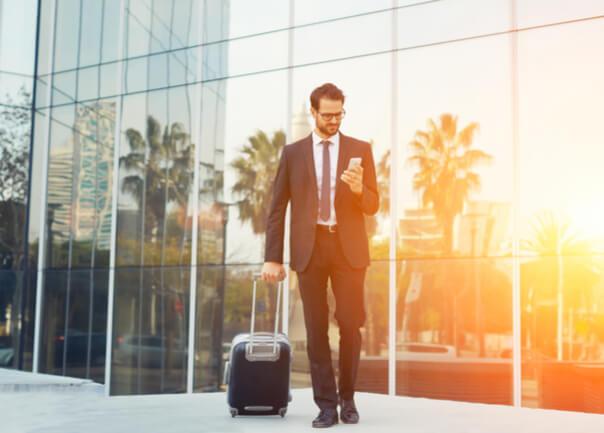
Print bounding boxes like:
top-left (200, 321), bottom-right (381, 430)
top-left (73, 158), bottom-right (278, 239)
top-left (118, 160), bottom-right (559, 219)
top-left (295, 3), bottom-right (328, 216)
top-left (104, 0), bottom-right (127, 396)
top-left (85, 0), bottom-right (107, 381)
top-left (388, 0), bottom-right (399, 397)
top-left (21, 0), bottom-right (44, 370)
top-left (33, 0), bottom-right (57, 374)
top-left (60, 0), bottom-right (85, 378)
top-left (510, 0), bottom-right (522, 408)
top-left (282, 0), bottom-right (294, 337)
top-left (186, 0), bottom-right (204, 395)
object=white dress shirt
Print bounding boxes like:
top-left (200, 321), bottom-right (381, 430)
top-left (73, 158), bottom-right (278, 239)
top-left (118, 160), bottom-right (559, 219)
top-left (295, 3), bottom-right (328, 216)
top-left (312, 131), bottom-right (340, 226)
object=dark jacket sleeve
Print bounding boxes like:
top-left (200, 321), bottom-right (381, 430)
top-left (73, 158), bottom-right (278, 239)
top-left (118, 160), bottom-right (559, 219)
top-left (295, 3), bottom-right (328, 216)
top-left (352, 142), bottom-right (379, 215)
top-left (264, 146), bottom-right (290, 263)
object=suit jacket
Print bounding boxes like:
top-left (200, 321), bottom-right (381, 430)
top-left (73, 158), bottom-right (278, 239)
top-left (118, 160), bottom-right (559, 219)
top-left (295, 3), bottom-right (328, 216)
top-left (264, 132), bottom-right (379, 272)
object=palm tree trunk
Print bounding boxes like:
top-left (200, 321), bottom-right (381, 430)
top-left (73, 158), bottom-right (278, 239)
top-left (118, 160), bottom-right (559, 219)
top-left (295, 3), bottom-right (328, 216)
top-left (443, 217), bottom-right (454, 255)
top-left (160, 153), bottom-right (169, 391)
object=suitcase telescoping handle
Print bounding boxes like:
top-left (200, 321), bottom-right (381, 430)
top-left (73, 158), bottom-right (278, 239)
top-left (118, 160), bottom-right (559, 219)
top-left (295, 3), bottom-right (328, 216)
top-left (249, 274), bottom-right (283, 355)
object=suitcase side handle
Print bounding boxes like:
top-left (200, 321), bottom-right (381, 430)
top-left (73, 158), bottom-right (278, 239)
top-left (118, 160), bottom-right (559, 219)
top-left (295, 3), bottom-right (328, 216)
top-left (249, 277), bottom-right (283, 354)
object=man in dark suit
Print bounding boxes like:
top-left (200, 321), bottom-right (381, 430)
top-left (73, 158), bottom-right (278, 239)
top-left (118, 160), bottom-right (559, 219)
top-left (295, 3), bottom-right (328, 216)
top-left (262, 83), bottom-right (379, 428)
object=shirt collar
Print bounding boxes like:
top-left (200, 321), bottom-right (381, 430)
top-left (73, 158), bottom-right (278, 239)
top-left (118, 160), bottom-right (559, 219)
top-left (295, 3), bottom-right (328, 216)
top-left (312, 130), bottom-right (340, 146)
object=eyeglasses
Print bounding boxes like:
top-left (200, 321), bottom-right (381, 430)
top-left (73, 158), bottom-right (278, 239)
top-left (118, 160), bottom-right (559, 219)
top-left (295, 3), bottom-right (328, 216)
top-left (318, 110), bottom-right (346, 121)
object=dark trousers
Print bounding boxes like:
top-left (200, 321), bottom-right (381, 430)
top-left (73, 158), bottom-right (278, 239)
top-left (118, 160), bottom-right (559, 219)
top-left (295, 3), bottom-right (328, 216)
top-left (297, 227), bottom-right (366, 410)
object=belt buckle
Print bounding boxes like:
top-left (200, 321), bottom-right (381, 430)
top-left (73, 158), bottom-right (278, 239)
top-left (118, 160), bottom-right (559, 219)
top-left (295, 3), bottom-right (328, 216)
top-left (328, 224), bottom-right (336, 233)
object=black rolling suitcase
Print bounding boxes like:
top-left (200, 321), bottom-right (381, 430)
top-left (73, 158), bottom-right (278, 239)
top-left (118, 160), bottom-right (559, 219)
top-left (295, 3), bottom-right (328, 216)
top-left (225, 277), bottom-right (291, 418)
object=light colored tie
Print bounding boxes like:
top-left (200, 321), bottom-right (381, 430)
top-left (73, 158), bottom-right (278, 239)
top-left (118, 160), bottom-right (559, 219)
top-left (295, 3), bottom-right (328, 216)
top-left (320, 140), bottom-right (331, 221)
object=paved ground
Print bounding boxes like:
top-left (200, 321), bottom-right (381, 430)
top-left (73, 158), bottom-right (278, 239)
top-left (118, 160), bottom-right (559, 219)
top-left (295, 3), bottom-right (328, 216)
top-left (2, 368), bottom-right (604, 433)
top-left (0, 368), bottom-right (102, 393)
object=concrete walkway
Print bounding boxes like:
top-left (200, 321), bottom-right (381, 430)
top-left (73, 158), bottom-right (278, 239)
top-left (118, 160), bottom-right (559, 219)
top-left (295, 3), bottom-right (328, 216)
top-left (2, 368), bottom-right (604, 433)
top-left (0, 367), bottom-right (102, 393)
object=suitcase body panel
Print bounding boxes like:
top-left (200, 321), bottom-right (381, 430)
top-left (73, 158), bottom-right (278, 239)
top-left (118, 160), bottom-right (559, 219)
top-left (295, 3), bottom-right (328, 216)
top-left (226, 333), bottom-right (291, 416)
top-left (226, 278), bottom-right (290, 417)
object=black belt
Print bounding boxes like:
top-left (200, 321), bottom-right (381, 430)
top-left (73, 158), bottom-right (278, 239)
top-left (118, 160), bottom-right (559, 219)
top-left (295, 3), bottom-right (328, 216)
top-left (316, 224), bottom-right (337, 233)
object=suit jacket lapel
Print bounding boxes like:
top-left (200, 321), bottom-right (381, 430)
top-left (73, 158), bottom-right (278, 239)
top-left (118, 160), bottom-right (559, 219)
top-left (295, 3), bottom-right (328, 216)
top-left (335, 132), bottom-right (351, 203)
top-left (301, 134), bottom-right (318, 202)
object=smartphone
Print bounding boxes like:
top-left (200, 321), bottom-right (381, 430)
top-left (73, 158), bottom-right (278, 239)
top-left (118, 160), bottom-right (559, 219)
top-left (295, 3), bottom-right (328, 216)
top-left (347, 157), bottom-right (362, 169)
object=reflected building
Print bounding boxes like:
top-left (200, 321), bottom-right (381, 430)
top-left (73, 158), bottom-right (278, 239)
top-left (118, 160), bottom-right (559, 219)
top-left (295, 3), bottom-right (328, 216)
top-left (291, 103), bottom-right (312, 141)
top-left (72, 102), bottom-right (115, 251)
top-left (399, 207), bottom-right (443, 256)
top-left (46, 102), bottom-right (116, 258)
top-left (47, 147), bottom-right (74, 244)
top-left (457, 201), bottom-right (511, 257)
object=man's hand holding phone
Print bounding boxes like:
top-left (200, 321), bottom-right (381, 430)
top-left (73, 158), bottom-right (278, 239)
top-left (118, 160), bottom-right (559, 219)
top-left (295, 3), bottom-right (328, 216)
top-left (341, 157), bottom-right (363, 195)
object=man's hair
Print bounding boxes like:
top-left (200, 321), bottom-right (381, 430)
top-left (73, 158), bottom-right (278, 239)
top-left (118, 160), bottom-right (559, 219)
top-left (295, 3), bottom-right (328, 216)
top-left (310, 83), bottom-right (345, 110)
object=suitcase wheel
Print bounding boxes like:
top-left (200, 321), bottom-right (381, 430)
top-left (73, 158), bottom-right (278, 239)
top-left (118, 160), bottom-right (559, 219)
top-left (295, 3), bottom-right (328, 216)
top-left (230, 408), bottom-right (238, 418)
top-left (278, 408), bottom-right (287, 418)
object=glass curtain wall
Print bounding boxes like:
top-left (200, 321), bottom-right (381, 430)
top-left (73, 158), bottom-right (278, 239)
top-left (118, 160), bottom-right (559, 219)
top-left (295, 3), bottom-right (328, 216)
top-left (0, 0), bottom-right (38, 370)
top-left (21, 0), bottom-right (604, 412)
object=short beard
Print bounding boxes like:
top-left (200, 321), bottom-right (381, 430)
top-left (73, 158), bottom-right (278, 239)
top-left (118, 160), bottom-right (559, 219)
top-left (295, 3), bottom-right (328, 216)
top-left (317, 123), bottom-right (339, 137)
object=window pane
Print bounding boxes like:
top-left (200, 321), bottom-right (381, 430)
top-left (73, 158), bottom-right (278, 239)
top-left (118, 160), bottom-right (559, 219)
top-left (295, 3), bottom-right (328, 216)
top-left (148, 53), bottom-right (168, 90)
top-left (79, 0), bottom-right (103, 68)
top-left (397, 35), bottom-right (513, 259)
top-left (100, 63), bottom-right (119, 99)
top-left (46, 105), bottom-right (76, 268)
top-left (517, 19), bottom-right (604, 413)
top-left (396, 258), bottom-right (513, 404)
top-left (294, 0), bottom-right (390, 26)
top-left (0, 73), bottom-right (33, 106)
top-left (0, 0), bottom-right (38, 74)
top-left (52, 71), bottom-right (77, 106)
top-left (111, 266), bottom-right (190, 395)
top-left (124, 57), bottom-right (148, 94)
top-left (102, 0), bottom-right (122, 63)
top-left (39, 269), bottom-right (108, 383)
top-left (74, 101), bottom-right (116, 267)
top-left (54, 0), bottom-right (81, 72)
top-left (210, 71), bottom-right (288, 265)
top-left (517, 0), bottom-right (604, 28)
top-left (126, 0), bottom-right (152, 58)
top-left (225, 0), bottom-right (289, 40)
top-left (294, 10), bottom-right (391, 66)
top-left (77, 67), bottom-right (99, 102)
top-left (172, 0), bottom-right (201, 49)
top-left (225, 32), bottom-right (288, 78)
top-left (397, 0), bottom-right (510, 48)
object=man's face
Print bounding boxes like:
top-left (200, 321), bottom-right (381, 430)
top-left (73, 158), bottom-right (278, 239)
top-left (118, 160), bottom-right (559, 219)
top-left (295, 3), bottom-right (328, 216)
top-left (311, 98), bottom-right (344, 137)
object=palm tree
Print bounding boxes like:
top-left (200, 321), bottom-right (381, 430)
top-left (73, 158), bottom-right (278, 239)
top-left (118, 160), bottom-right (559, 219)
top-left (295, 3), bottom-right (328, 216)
top-left (0, 87), bottom-right (30, 268)
top-left (230, 129), bottom-right (285, 333)
top-left (407, 114), bottom-right (492, 254)
top-left (522, 211), bottom-right (599, 360)
top-left (119, 116), bottom-right (193, 388)
top-left (231, 129), bottom-right (286, 236)
top-left (376, 149), bottom-right (390, 217)
top-left (120, 116), bottom-right (193, 264)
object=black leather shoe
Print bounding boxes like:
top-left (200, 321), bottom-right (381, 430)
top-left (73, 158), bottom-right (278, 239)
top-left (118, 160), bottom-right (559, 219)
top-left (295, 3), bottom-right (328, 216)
top-left (340, 399), bottom-right (359, 424)
top-left (312, 408), bottom-right (339, 428)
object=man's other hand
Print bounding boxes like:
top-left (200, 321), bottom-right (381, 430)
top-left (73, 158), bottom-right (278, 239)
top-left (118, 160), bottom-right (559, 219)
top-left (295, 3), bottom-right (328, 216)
top-left (261, 262), bottom-right (286, 283)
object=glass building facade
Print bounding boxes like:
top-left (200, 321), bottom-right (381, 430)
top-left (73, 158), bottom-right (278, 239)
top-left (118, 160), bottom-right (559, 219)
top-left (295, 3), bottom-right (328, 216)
top-left (1, 0), bottom-right (604, 412)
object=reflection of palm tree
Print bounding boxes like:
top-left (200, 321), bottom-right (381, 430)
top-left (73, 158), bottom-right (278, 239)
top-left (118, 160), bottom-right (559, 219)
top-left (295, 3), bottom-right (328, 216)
top-left (119, 116), bottom-right (193, 388)
top-left (408, 114), bottom-right (492, 254)
top-left (376, 149), bottom-right (390, 216)
top-left (231, 129), bottom-right (285, 332)
top-left (523, 211), bottom-right (590, 256)
top-left (522, 211), bottom-right (599, 360)
top-left (231, 130), bottom-right (285, 237)
top-left (120, 117), bottom-right (192, 246)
